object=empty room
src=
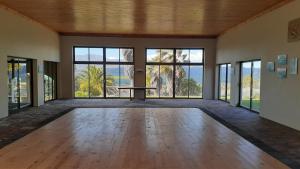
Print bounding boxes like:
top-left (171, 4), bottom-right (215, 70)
top-left (0, 0), bottom-right (300, 168)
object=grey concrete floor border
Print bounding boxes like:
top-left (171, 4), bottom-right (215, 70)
top-left (0, 107), bottom-right (75, 149)
top-left (200, 107), bottom-right (299, 169)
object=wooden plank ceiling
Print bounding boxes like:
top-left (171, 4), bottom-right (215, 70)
top-left (0, 0), bottom-right (290, 37)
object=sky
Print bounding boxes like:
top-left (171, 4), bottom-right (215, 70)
top-left (75, 48), bottom-right (134, 61)
top-left (75, 47), bottom-right (204, 63)
top-left (147, 49), bottom-right (203, 62)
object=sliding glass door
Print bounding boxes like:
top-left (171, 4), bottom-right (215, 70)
top-left (252, 61), bottom-right (261, 112)
top-left (145, 48), bottom-right (204, 99)
top-left (44, 61), bottom-right (57, 102)
top-left (8, 57), bottom-right (33, 111)
top-left (240, 60), bottom-right (261, 112)
top-left (218, 63), bottom-right (231, 102)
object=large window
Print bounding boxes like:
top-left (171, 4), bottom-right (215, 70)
top-left (240, 60), bottom-right (261, 112)
top-left (74, 47), bottom-right (134, 98)
top-left (44, 61), bottom-right (57, 102)
top-left (218, 63), bottom-right (231, 102)
top-left (146, 48), bottom-right (204, 98)
top-left (8, 57), bottom-right (33, 111)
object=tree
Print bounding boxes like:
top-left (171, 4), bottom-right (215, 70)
top-left (241, 75), bottom-right (252, 100)
top-left (146, 49), bottom-right (202, 97)
top-left (146, 50), bottom-right (174, 96)
top-left (75, 48), bottom-right (134, 97)
top-left (75, 65), bottom-right (114, 97)
top-left (121, 49), bottom-right (134, 83)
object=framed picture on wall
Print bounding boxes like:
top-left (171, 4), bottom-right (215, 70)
top-left (267, 62), bottom-right (275, 72)
top-left (289, 57), bottom-right (298, 75)
top-left (277, 67), bottom-right (287, 79)
top-left (277, 54), bottom-right (287, 65)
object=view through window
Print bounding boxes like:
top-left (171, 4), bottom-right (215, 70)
top-left (240, 60), bottom-right (261, 112)
top-left (44, 61), bottom-right (57, 102)
top-left (218, 63), bottom-right (231, 102)
top-left (74, 47), bottom-right (134, 98)
top-left (8, 57), bottom-right (32, 111)
top-left (146, 48), bottom-right (204, 98)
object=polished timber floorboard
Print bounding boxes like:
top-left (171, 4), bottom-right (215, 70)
top-left (0, 108), bottom-right (289, 169)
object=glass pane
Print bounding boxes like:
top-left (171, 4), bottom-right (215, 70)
top-left (146, 65), bottom-right (159, 98)
top-left (175, 65), bottom-right (189, 98)
top-left (227, 64), bottom-right (231, 101)
top-left (74, 64), bottom-right (89, 97)
top-left (44, 75), bottom-right (49, 101)
top-left (160, 49), bottom-right (173, 63)
top-left (241, 62), bottom-right (251, 108)
top-left (147, 49), bottom-right (160, 62)
top-left (19, 61), bottom-right (31, 107)
top-left (106, 48), bottom-right (119, 62)
top-left (120, 48), bottom-right (133, 62)
top-left (48, 76), bottom-right (53, 100)
top-left (52, 77), bottom-right (56, 100)
top-left (90, 48), bottom-right (103, 61)
top-left (89, 64), bottom-right (104, 97)
top-left (120, 65), bottom-right (134, 97)
top-left (176, 49), bottom-right (189, 63)
top-left (48, 62), bottom-right (53, 101)
top-left (44, 62), bottom-right (49, 101)
top-left (8, 62), bottom-right (12, 101)
top-left (75, 48), bottom-right (89, 61)
top-left (190, 49), bottom-right (203, 63)
top-left (52, 63), bottom-right (57, 100)
top-left (106, 65), bottom-right (120, 97)
top-left (219, 64), bottom-right (227, 100)
top-left (49, 63), bottom-right (54, 100)
top-left (252, 61), bottom-right (261, 112)
top-left (189, 66), bottom-right (203, 98)
top-left (160, 65), bottom-right (173, 97)
top-left (44, 62), bottom-right (57, 101)
top-left (8, 60), bottom-right (19, 110)
top-left (13, 62), bottom-right (20, 106)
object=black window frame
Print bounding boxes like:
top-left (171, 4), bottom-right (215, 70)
top-left (239, 59), bottom-right (261, 113)
top-left (145, 48), bottom-right (204, 99)
top-left (218, 63), bottom-right (231, 102)
top-left (73, 46), bottom-right (135, 99)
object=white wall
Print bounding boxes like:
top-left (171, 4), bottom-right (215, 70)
top-left (59, 36), bottom-right (216, 100)
top-left (217, 0), bottom-right (300, 130)
top-left (0, 6), bottom-right (60, 117)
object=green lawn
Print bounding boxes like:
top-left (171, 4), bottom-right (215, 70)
top-left (241, 99), bottom-right (260, 112)
top-left (219, 96), bottom-right (230, 101)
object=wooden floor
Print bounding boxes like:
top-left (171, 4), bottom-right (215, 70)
top-left (0, 108), bottom-right (289, 169)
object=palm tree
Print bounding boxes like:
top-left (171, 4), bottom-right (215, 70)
top-left (121, 49), bottom-right (134, 86)
top-left (89, 66), bottom-right (105, 96)
top-left (76, 49), bottom-right (134, 97)
top-left (146, 65), bottom-right (160, 96)
top-left (146, 49), bottom-right (202, 97)
top-left (174, 50), bottom-right (188, 96)
top-left (75, 65), bottom-right (114, 97)
top-left (146, 49), bottom-right (176, 97)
